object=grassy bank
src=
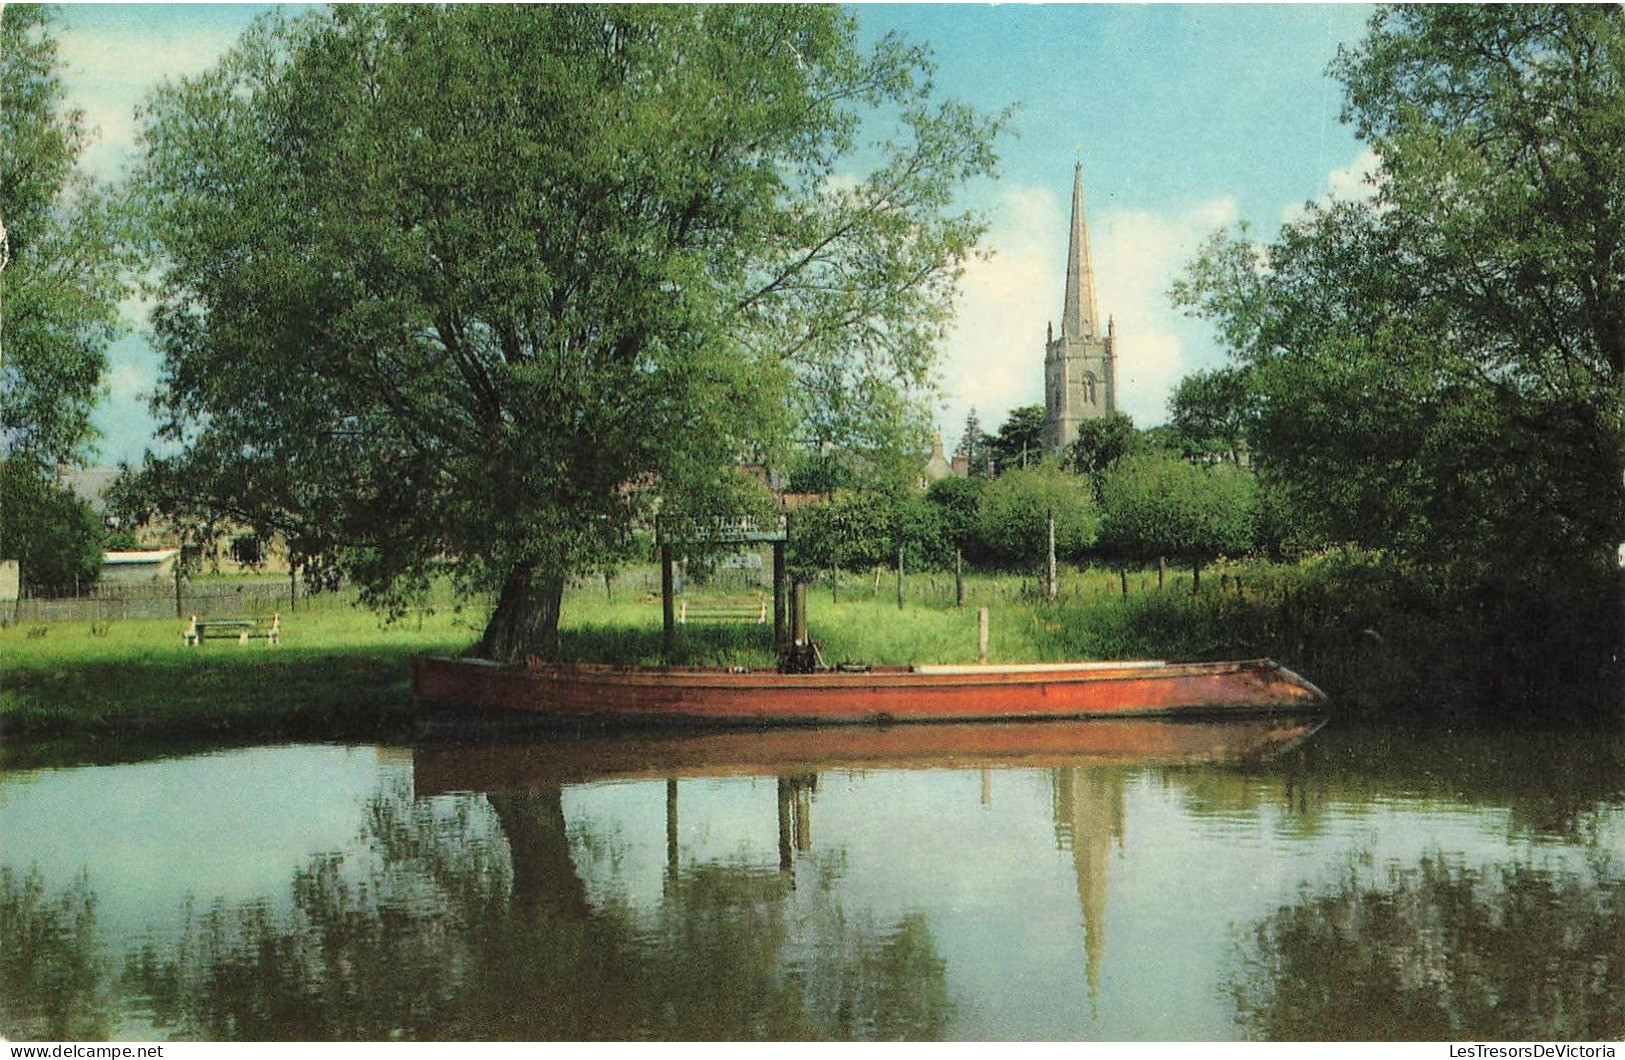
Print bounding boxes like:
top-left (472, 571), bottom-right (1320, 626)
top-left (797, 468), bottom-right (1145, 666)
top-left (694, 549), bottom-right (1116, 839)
top-left (4, 554), bottom-right (1617, 750)
top-left (0, 603), bottom-right (481, 746)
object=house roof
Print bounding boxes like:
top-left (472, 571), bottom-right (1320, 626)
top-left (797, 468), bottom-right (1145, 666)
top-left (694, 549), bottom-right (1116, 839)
top-left (103, 549), bottom-right (179, 566)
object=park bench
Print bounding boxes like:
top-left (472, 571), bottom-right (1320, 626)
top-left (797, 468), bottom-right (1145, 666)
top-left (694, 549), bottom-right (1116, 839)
top-left (678, 596), bottom-right (768, 625)
top-left (183, 612), bottom-right (282, 647)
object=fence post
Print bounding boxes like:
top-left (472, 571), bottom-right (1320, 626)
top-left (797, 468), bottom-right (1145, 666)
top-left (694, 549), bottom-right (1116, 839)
top-left (978, 606), bottom-right (989, 664)
top-left (1045, 511), bottom-right (1057, 603)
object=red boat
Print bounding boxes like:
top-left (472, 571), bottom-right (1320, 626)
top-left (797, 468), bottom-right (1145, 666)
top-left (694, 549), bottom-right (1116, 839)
top-left (411, 655), bottom-right (1328, 727)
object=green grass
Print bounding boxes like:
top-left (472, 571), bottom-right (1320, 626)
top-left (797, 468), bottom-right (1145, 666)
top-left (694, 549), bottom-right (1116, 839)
top-left (5, 554), bottom-right (1616, 752)
top-left (1, 602), bottom-right (482, 747)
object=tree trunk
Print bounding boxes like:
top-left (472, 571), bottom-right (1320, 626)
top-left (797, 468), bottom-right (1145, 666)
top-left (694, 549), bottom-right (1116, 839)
top-left (480, 564), bottom-right (566, 661)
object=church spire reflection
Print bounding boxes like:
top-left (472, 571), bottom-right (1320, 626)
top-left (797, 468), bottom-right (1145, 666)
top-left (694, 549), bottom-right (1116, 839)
top-left (1052, 767), bottom-right (1128, 1000)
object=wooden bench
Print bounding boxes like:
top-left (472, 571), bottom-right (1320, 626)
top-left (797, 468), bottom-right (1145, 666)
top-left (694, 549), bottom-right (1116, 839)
top-left (678, 596), bottom-right (767, 625)
top-left (184, 613), bottom-right (281, 647)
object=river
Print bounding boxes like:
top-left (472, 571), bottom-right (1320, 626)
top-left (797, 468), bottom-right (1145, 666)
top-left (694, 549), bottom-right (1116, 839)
top-left (2, 719), bottom-right (1620, 1041)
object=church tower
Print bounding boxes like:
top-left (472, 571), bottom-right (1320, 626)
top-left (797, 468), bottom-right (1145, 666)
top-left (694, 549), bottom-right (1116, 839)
top-left (1043, 162), bottom-right (1116, 456)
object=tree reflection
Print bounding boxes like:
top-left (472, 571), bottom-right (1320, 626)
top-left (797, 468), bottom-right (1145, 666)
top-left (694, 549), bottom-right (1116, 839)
top-left (125, 777), bottom-right (952, 1040)
top-left (1230, 853), bottom-right (1625, 1040)
top-left (0, 869), bottom-right (113, 1041)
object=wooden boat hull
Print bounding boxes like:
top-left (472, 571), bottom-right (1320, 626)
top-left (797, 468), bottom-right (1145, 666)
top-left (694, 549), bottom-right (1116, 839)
top-left (413, 716), bottom-right (1327, 794)
top-left (412, 655), bottom-right (1328, 727)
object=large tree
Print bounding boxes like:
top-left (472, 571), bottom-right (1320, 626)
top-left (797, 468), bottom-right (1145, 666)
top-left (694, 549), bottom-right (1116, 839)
top-left (972, 463), bottom-right (1098, 571)
top-left (0, 4), bottom-right (129, 473)
top-left (0, 460), bottom-right (103, 597)
top-left (1097, 451), bottom-right (1259, 588)
top-left (1172, 6), bottom-right (1624, 577)
top-left (1166, 368), bottom-right (1250, 463)
top-left (986, 403), bottom-right (1044, 473)
top-left (137, 6), bottom-right (1004, 659)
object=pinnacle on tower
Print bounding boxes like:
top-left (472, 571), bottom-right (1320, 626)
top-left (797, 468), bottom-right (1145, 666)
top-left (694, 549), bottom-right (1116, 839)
top-left (1061, 162), bottom-right (1101, 341)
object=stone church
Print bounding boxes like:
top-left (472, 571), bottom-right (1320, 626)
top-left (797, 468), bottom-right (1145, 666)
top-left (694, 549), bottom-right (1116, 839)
top-left (1042, 163), bottom-right (1117, 456)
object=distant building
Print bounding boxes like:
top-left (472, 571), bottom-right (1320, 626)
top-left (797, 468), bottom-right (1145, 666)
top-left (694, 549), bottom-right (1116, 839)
top-left (1043, 162), bottom-right (1118, 456)
top-left (101, 549), bottom-right (179, 585)
top-left (921, 435), bottom-right (956, 484)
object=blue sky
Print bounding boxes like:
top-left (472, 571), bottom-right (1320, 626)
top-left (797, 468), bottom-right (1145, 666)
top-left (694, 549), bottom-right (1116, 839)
top-left (53, 3), bottom-right (1376, 465)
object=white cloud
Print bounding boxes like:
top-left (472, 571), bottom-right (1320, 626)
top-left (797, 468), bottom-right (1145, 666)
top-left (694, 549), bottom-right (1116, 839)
top-left (933, 185), bottom-right (1063, 444)
top-left (57, 25), bottom-right (245, 180)
top-left (1093, 197), bottom-right (1238, 424)
top-left (1280, 146), bottom-right (1381, 226)
top-left (103, 359), bottom-right (154, 406)
top-left (935, 184), bottom-right (1239, 442)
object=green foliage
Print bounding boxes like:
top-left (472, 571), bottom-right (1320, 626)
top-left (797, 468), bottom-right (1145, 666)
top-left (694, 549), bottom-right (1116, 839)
top-left (1098, 452), bottom-right (1259, 574)
top-left (952, 408), bottom-right (991, 478)
top-left (986, 404), bottom-right (1044, 473)
top-left (923, 474), bottom-right (983, 552)
top-left (0, 462), bottom-right (103, 596)
top-left (0, 6), bottom-right (132, 470)
top-left (1172, 6), bottom-right (1625, 581)
top-left (783, 451), bottom-right (855, 496)
top-left (136, 5), bottom-right (1006, 659)
top-left (1232, 854), bottom-right (1625, 1041)
top-left (1060, 411), bottom-right (1144, 504)
top-left (103, 531), bottom-right (142, 552)
top-left (1166, 367), bottom-right (1250, 460)
top-left (972, 463), bottom-right (1097, 569)
top-left (891, 492), bottom-right (950, 570)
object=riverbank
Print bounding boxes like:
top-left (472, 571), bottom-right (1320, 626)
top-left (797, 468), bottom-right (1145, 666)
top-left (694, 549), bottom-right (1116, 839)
top-left (3, 554), bottom-right (1617, 752)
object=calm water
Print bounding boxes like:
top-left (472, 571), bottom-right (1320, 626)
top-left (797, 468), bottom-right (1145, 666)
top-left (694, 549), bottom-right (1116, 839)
top-left (2, 720), bottom-right (1621, 1041)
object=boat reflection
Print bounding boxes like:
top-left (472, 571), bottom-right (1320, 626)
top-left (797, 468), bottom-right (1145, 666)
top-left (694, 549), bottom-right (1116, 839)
top-left (413, 716), bottom-right (1324, 793)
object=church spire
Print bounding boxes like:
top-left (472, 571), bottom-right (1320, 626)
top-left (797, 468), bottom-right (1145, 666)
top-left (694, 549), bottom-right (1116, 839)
top-left (1061, 162), bottom-right (1100, 341)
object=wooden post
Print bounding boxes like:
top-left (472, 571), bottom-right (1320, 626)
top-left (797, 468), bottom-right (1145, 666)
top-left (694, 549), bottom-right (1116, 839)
top-left (978, 605), bottom-right (989, 664)
top-left (776, 777), bottom-right (794, 873)
top-left (604, 569), bottom-right (613, 602)
top-left (289, 560), bottom-right (298, 612)
top-left (1158, 556), bottom-right (1167, 590)
top-left (955, 548), bottom-right (964, 608)
top-left (897, 545), bottom-right (905, 610)
top-left (1119, 567), bottom-right (1129, 599)
top-left (666, 779), bottom-right (679, 879)
top-left (1045, 511), bottom-right (1057, 603)
top-left (661, 544), bottom-right (675, 656)
top-left (792, 581), bottom-right (808, 645)
top-left (772, 540), bottom-right (787, 649)
top-left (830, 563), bottom-right (839, 603)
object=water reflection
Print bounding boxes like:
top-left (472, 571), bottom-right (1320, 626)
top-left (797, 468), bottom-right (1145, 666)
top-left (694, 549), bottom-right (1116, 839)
top-left (1, 869), bottom-right (113, 1041)
top-left (114, 775), bottom-right (955, 1040)
top-left (1052, 768), bottom-right (1125, 1001)
top-left (1231, 853), bottom-right (1625, 1041)
top-left (1, 720), bottom-right (1620, 1041)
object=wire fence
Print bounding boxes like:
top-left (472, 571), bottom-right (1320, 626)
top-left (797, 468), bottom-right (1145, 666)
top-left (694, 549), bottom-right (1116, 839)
top-left (5, 579), bottom-right (336, 624)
